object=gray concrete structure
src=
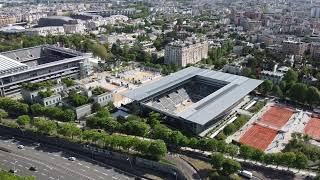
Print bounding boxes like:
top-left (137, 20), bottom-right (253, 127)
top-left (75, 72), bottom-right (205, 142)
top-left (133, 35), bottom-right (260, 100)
top-left (124, 67), bottom-right (262, 134)
top-left (0, 45), bottom-right (92, 97)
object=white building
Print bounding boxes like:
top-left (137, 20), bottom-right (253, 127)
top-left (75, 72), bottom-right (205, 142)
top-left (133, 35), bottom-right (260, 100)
top-left (164, 39), bottom-right (208, 67)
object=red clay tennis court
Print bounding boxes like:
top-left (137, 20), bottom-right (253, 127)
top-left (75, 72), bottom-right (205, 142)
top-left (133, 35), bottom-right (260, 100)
top-left (259, 106), bottom-right (293, 129)
top-left (239, 124), bottom-right (278, 151)
top-left (304, 118), bottom-right (320, 140)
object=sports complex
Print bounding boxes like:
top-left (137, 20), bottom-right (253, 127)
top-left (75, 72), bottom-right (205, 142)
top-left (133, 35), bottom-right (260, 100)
top-left (239, 105), bottom-right (294, 151)
top-left (124, 67), bottom-right (262, 134)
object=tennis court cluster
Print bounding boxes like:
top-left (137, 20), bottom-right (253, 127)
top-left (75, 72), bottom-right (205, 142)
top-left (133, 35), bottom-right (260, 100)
top-left (239, 124), bottom-right (278, 150)
top-left (239, 106), bottom-right (294, 151)
top-left (304, 117), bottom-right (320, 140)
top-left (259, 106), bottom-right (294, 129)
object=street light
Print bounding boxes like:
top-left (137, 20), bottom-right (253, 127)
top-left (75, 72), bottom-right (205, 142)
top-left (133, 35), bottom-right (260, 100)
top-left (13, 160), bottom-right (17, 172)
top-left (127, 157), bottom-right (132, 169)
top-left (173, 171), bottom-right (177, 180)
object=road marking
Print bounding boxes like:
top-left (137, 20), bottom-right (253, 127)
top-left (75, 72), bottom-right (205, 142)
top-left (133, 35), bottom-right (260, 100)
top-left (24, 167), bottom-right (28, 169)
top-left (49, 177), bottom-right (54, 179)
top-left (125, 177), bottom-right (130, 179)
top-left (85, 166), bottom-right (90, 169)
top-left (54, 154), bottom-right (59, 157)
top-left (94, 169), bottom-right (99, 172)
top-left (77, 163), bottom-right (82, 165)
top-left (18, 164), bottom-right (23, 167)
top-left (80, 169), bottom-right (86, 172)
top-left (10, 162), bottom-right (14, 165)
top-left (41, 173), bottom-right (47, 176)
top-left (50, 157), bottom-right (55, 160)
top-left (112, 177), bottom-right (118, 179)
top-left (102, 173), bottom-right (108, 176)
top-left (3, 159), bottom-right (7, 162)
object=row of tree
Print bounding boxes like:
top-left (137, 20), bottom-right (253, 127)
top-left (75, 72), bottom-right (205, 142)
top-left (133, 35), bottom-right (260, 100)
top-left (4, 113), bottom-right (168, 161)
top-left (30, 103), bottom-right (75, 122)
top-left (240, 145), bottom-right (308, 170)
top-left (210, 153), bottom-right (241, 177)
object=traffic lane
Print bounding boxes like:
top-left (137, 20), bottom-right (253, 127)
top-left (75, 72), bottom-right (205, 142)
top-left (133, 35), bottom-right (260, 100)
top-left (0, 137), bottom-right (135, 180)
top-left (0, 151), bottom-right (77, 180)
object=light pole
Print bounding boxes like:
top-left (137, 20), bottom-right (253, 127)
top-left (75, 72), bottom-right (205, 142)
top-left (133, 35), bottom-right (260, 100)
top-left (127, 157), bottom-right (132, 169)
top-left (173, 171), bottom-right (177, 180)
top-left (13, 160), bottom-right (17, 172)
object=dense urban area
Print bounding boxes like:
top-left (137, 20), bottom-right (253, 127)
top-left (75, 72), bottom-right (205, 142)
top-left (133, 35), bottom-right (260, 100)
top-left (0, 0), bottom-right (319, 180)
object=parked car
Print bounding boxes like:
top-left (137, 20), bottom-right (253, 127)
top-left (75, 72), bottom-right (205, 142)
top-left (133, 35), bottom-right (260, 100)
top-left (68, 157), bottom-right (76, 161)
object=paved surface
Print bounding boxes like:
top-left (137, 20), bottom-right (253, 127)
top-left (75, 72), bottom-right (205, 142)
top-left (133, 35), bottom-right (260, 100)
top-left (0, 136), bottom-right (136, 180)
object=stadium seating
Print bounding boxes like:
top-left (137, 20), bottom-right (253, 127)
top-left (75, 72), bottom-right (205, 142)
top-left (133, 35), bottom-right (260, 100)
top-left (148, 81), bottom-right (221, 114)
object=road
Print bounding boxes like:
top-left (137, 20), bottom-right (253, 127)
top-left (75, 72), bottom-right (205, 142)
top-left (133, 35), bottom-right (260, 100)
top-left (0, 136), bottom-right (137, 180)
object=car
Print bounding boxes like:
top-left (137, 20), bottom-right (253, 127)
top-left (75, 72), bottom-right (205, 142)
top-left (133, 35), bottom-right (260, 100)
top-left (68, 157), bottom-right (76, 161)
top-left (238, 170), bottom-right (253, 179)
top-left (8, 169), bottom-right (17, 173)
top-left (29, 166), bottom-right (37, 171)
top-left (17, 145), bottom-right (24, 149)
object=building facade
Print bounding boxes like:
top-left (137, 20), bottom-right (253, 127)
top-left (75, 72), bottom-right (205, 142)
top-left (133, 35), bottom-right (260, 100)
top-left (164, 40), bottom-right (208, 67)
top-left (0, 45), bottom-right (92, 97)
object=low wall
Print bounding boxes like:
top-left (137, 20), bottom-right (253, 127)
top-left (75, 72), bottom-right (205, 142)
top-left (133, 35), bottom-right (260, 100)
top-left (0, 125), bottom-right (186, 180)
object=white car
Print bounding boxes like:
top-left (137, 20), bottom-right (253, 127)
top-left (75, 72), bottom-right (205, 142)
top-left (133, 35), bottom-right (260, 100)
top-left (17, 145), bottom-right (24, 149)
top-left (68, 157), bottom-right (76, 161)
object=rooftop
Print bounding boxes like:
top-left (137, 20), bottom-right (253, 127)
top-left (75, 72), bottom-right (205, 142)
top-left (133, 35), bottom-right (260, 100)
top-left (124, 67), bottom-right (262, 125)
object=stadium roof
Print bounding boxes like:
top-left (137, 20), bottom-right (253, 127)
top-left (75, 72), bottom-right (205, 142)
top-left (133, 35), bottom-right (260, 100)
top-left (124, 67), bottom-right (262, 126)
top-left (0, 54), bottom-right (28, 76)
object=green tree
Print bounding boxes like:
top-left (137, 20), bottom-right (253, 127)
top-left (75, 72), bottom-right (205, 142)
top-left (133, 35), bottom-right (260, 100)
top-left (272, 85), bottom-right (283, 97)
top-left (153, 124), bottom-right (172, 142)
top-left (33, 118), bottom-right (57, 135)
top-left (17, 115), bottom-right (30, 127)
top-left (221, 159), bottom-right (241, 176)
top-left (288, 83), bottom-right (308, 103)
top-left (239, 145), bottom-right (254, 160)
top-left (148, 140), bottom-right (167, 160)
top-left (61, 109), bottom-right (76, 122)
top-left (306, 86), bottom-right (320, 106)
top-left (252, 149), bottom-right (265, 162)
top-left (69, 92), bottom-right (89, 107)
top-left (294, 152), bottom-right (308, 171)
top-left (281, 152), bottom-right (296, 169)
top-left (210, 153), bottom-right (225, 170)
top-left (91, 43), bottom-right (109, 60)
top-left (261, 80), bottom-right (273, 95)
top-left (0, 108), bottom-right (8, 121)
top-left (148, 111), bottom-right (161, 127)
top-left (30, 103), bottom-right (44, 116)
top-left (283, 69), bottom-right (298, 84)
top-left (122, 120), bottom-right (150, 137)
top-left (57, 123), bottom-right (81, 139)
top-left (226, 144), bottom-right (239, 158)
top-left (223, 123), bottom-right (237, 135)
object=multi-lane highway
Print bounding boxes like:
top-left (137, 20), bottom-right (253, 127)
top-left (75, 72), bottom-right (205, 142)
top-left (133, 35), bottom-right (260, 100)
top-left (0, 136), bottom-right (137, 180)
